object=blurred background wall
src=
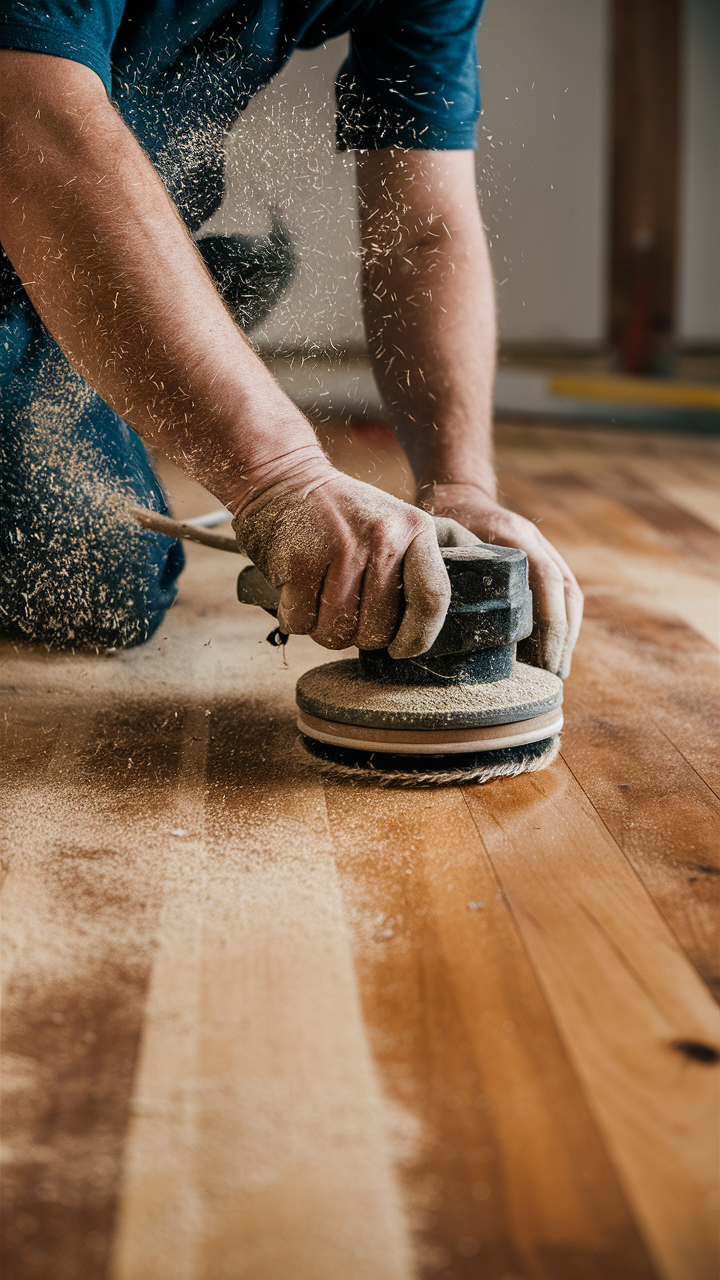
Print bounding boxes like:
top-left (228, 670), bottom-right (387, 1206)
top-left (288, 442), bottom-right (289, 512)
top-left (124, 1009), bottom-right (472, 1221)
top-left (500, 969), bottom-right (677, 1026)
top-left (203, 0), bottom-right (720, 356)
top-left (475, 0), bottom-right (609, 346)
top-left (679, 0), bottom-right (720, 345)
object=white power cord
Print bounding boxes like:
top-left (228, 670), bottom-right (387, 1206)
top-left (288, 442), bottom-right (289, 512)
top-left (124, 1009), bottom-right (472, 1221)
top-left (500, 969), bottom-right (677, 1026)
top-left (182, 509), bottom-right (233, 528)
top-left (131, 504), bottom-right (239, 552)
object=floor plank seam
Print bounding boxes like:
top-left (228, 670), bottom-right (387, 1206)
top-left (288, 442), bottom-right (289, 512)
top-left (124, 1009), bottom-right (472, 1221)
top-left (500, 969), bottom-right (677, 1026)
top-left (648, 715), bottom-right (720, 801)
top-left (456, 781), bottom-right (669, 1278)
top-left (557, 748), bottom-right (720, 1002)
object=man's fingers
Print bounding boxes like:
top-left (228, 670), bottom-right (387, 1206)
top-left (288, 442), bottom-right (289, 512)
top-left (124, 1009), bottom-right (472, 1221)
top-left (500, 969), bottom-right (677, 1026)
top-left (534, 539), bottom-right (583, 678)
top-left (527, 557), bottom-right (568, 677)
top-left (277, 579), bottom-right (321, 635)
top-left (355, 551), bottom-right (404, 650)
top-left (537, 615), bottom-right (568, 679)
top-left (356, 515), bottom-right (470, 651)
top-left (431, 515), bottom-right (481, 548)
top-left (414, 489), bottom-right (586, 679)
top-left (311, 552), bottom-right (366, 650)
top-left (559, 573), bottom-right (584, 679)
top-left (388, 532), bottom-right (451, 659)
top-left (238, 475), bottom-right (480, 659)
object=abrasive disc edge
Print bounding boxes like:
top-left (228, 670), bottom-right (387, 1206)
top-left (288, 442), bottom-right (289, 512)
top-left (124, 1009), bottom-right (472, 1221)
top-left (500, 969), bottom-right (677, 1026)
top-left (296, 658), bottom-right (563, 732)
top-left (299, 734), bottom-right (562, 788)
top-left (297, 706), bottom-right (563, 755)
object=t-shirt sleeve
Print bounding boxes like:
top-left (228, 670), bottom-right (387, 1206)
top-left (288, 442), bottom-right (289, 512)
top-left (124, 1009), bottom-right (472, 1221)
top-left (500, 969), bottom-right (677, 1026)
top-left (0, 0), bottom-right (126, 94)
top-left (336, 0), bottom-right (484, 151)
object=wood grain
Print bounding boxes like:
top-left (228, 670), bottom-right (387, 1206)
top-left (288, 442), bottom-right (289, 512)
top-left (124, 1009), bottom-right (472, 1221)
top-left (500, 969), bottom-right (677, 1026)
top-left (562, 602), bottom-right (720, 993)
top-left (1, 697), bottom-right (187, 1280)
top-left (495, 459), bottom-right (720, 995)
top-left (325, 782), bottom-right (658, 1280)
top-left (462, 763), bottom-right (719, 1280)
top-left (112, 695), bottom-right (417, 1280)
top-left (497, 468), bottom-right (719, 647)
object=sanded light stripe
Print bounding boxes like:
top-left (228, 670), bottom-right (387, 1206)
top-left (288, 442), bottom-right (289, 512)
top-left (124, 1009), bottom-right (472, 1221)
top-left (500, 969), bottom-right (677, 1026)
top-left (112, 704), bottom-right (417, 1280)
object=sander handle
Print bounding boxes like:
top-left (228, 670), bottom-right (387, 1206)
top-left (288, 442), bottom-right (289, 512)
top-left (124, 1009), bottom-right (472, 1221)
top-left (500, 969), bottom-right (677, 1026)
top-left (236, 566), bottom-right (287, 648)
top-left (131, 504), bottom-right (284, 629)
top-left (236, 565), bottom-right (282, 618)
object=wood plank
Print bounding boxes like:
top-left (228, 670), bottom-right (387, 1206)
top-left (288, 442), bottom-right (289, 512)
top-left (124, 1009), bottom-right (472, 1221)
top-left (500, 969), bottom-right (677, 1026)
top-left (494, 460), bottom-right (720, 987)
top-left (108, 705), bottom-right (212, 1280)
top-left (584, 469), bottom-right (720, 578)
top-left (1, 696), bottom-right (188, 1280)
top-left (462, 763), bottom-right (720, 1280)
top-left (0, 675), bottom-right (61, 798)
top-left (3, 432), bottom-right (717, 1277)
top-left (497, 460), bottom-right (712, 793)
top-left (112, 686), bottom-right (417, 1280)
top-left (499, 466), bottom-right (704, 569)
top-left (497, 467), bottom-right (719, 647)
top-left (620, 455), bottom-right (720, 534)
top-left (494, 422), bottom-right (720, 534)
top-left (561, 598), bottom-right (719, 991)
top-left (325, 782), bottom-right (658, 1280)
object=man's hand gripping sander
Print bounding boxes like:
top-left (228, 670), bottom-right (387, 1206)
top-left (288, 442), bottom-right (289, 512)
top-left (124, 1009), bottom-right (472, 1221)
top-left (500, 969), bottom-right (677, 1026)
top-left (238, 539), bottom-right (563, 788)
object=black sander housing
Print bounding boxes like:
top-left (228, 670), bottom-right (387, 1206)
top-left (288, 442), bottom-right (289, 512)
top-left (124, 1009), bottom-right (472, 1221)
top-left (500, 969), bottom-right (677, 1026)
top-left (294, 543), bottom-right (563, 787)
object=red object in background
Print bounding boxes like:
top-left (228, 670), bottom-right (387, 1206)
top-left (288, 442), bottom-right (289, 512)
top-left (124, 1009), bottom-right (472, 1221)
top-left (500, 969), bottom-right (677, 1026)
top-left (609, 0), bottom-right (680, 375)
top-left (622, 247), bottom-right (654, 374)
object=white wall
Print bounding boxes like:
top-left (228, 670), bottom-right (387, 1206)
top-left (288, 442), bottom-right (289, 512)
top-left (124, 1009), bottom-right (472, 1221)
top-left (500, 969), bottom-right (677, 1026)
top-left (207, 0), bottom-right (718, 350)
top-left (678, 0), bottom-right (720, 343)
top-left (476, 0), bottom-right (610, 343)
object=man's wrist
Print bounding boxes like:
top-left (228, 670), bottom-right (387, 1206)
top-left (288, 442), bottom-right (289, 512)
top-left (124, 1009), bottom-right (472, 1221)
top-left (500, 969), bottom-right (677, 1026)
top-left (226, 441), bottom-right (336, 515)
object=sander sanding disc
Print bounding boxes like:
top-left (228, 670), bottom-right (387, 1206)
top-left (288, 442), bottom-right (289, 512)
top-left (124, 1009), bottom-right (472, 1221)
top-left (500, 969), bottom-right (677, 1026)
top-left (300, 733), bottom-right (562, 787)
top-left (296, 658), bottom-right (562, 753)
top-left (297, 706), bottom-right (563, 754)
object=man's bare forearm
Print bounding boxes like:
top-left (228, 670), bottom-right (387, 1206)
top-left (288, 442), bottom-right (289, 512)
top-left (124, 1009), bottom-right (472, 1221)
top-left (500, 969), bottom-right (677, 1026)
top-left (358, 149), bottom-right (584, 678)
top-left (358, 149), bottom-right (497, 501)
top-left (0, 51), bottom-right (319, 508)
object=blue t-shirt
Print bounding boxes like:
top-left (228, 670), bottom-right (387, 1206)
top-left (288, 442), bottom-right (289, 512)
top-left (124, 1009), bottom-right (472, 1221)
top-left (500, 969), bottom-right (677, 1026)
top-left (1, 1), bottom-right (483, 235)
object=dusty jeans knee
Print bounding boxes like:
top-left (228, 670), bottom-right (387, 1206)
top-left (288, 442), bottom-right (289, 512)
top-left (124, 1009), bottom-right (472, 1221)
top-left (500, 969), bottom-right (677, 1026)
top-left (0, 300), bottom-right (184, 649)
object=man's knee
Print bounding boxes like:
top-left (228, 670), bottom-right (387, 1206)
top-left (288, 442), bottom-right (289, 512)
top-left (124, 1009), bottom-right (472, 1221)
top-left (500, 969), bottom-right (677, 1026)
top-left (0, 518), bottom-right (185, 650)
top-left (1, 313), bottom-right (185, 649)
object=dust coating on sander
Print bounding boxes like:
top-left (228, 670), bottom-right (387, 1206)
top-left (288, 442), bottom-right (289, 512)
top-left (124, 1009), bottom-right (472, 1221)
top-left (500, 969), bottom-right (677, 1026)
top-left (296, 659), bottom-right (563, 730)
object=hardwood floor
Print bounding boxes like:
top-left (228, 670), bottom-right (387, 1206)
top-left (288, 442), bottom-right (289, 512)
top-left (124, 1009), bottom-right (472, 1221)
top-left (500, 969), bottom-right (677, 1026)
top-left (2, 420), bottom-right (718, 1280)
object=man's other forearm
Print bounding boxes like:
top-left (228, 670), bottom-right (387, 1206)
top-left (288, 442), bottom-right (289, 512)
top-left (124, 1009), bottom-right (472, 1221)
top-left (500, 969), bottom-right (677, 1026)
top-left (0, 51), bottom-right (318, 508)
top-left (359, 150), bottom-right (584, 680)
top-left (358, 149), bottom-right (497, 501)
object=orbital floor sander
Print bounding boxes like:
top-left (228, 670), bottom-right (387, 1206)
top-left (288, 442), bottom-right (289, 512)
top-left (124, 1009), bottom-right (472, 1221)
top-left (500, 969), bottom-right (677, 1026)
top-left (289, 541), bottom-right (562, 786)
top-left (134, 505), bottom-right (563, 787)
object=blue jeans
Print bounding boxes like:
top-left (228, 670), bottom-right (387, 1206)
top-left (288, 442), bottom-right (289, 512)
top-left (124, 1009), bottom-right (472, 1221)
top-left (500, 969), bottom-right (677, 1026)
top-left (0, 299), bottom-right (184, 649)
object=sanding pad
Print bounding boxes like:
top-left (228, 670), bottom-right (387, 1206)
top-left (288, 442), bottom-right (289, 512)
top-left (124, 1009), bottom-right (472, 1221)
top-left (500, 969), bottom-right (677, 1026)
top-left (296, 659), bottom-right (563, 753)
top-left (300, 734), bottom-right (562, 788)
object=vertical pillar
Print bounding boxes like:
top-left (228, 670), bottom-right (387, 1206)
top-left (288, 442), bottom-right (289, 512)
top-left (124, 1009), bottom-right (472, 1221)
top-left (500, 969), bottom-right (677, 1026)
top-left (609, 0), bottom-right (681, 373)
